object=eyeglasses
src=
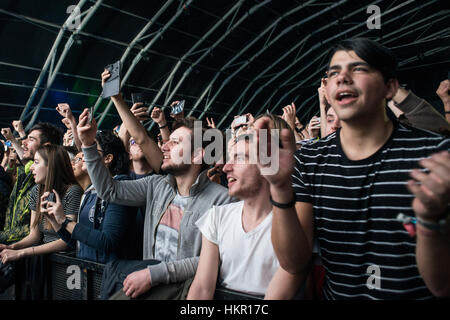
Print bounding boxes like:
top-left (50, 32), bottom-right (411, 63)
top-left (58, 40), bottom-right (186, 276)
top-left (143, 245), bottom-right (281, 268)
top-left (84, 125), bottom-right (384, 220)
top-left (129, 139), bottom-right (137, 146)
top-left (72, 157), bottom-right (83, 164)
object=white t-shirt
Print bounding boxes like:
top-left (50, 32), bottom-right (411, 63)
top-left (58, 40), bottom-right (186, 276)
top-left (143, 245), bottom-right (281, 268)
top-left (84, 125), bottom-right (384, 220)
top-left (195, 200), bottom-right (279, 296)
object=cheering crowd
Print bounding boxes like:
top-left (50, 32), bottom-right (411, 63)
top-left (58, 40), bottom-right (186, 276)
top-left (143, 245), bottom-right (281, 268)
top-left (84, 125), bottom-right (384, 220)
top-left (0, 37), bottom-right (449, 300)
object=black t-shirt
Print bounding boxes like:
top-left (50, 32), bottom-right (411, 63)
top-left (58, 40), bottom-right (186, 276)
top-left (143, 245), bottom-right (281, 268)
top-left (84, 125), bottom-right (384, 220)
top-left (292, 121), bottom-right (449, 299)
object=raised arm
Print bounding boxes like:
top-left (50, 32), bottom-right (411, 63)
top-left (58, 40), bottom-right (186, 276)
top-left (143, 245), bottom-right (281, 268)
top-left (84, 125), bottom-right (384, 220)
top-left (151, 107), bottom-right (171, 143)
top-left (101, 69), bottom-right (163, 173)
top-left (282, 103), bottom-right (303, 143)
top-left (56, 103), bottom-right (82, 151)
top-left (253, 117), bottom-right (313, 275)
top-left (407, 150), bottom-right (450, 297)
top-left (1, 127), bottom-right (24, 161)
top-left (318, 78), bottom-right (329, 138)
top-left (436, 79), bottom-right (450, 123)
top-left (77, 108), bottom-right (149, 207)
top-left (391, 87), bottom-right (450, 133)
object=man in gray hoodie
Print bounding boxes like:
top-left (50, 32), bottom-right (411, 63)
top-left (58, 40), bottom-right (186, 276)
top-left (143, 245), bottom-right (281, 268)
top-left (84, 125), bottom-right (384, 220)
top-left (76, 110), bottom-right (233, 299)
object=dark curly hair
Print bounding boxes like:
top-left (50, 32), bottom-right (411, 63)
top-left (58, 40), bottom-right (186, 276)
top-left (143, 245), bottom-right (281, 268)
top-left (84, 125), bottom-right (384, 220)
top-left (96, 130), bottom-right (130, 176)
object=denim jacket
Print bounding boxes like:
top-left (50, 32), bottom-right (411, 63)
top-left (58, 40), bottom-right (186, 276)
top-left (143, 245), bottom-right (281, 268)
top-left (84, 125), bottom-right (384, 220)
top-left (71, 178), bottom-right (141, 264)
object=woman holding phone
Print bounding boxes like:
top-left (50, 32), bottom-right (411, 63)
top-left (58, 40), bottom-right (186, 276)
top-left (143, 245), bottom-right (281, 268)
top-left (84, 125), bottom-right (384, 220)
top-left (0, 144), bottom-right (82, 299)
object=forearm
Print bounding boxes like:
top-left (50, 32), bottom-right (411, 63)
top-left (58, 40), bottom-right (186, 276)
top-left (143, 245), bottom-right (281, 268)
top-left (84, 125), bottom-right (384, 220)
top-left (159, 126), bottom-right (171, 142)
top-left (111, 95), bottom-right (148, 144)
top-left (83, 143), bottom-right (148, 206)
top-left (186, 280), bottom-right (215, 300)
top-left (10, 138), bottom-right (24, 160)
top-left (32, 238), bottom-right (68, 256)
top-left (319, 102), bottom-right (327, 138)
top-left (396, 90), bottom-right (449, 133)
top-left (9, 229), bottom-right (41, 250)
top-left (149, 256), bottom-right (199, 286)
top-left (444, 102), bottom-right (450, 123)
top-left (264, 267), bottom-right (306, 300)
top-left (270, 185), bottom-right (312, 274)
top-left (416, 225), bottom-right (450, 297)
top-left (69, 117), bottom-right (82, 151)
top-left (117, 123), bottom-right (130, 150)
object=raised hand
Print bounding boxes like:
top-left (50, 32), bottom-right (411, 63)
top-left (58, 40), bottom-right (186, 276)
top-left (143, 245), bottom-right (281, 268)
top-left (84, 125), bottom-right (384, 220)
top-left (56, 103), bottom-right (75, 121)
top-left (407, 151), bottom-right (450, 222)
top-left (251, 116), bottom-right (296, 188)
top-left (307, 116), bottom-right (320, 139)
top-left (282, 103), bottom-right (296, 130)
top-left (1, 127), bottom-right (14, 141)
top-left (61, 117), bottom-right (72, 129)
top-left (436, 79), bottom-right (450, 103)
top-left (12, 120), bottom-right (25, 137)
top-left (151, 107), bottom-right (167, 126)
top-left (77, 108), bottom-right (98, 148)
top-left (130, 103), bottom-right (150, 121)
top-left (206, 117), bottom-right (216, 128)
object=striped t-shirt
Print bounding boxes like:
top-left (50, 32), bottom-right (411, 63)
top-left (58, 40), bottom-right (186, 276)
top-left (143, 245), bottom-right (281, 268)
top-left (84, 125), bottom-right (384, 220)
top-left (292, 121), bottom-right (449, 300)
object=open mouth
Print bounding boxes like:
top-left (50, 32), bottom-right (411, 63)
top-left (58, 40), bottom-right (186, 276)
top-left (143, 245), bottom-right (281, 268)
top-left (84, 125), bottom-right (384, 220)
top-left (335, 90), bottom-right (358, 104)
top-left (227, 176), bottom-right (236, 186)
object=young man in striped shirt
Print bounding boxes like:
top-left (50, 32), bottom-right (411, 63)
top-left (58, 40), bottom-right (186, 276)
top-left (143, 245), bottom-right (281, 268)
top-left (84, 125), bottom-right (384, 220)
top-left (255, 38), bottom-right (450, 299)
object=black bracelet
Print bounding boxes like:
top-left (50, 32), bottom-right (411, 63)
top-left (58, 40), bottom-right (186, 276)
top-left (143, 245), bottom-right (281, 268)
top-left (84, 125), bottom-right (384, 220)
top-left (61, 217), bottom-right (72, 230)
top-left (270, 193), bottom-right (296, 209)
top-left (159, 123), bottom-right (168, 129)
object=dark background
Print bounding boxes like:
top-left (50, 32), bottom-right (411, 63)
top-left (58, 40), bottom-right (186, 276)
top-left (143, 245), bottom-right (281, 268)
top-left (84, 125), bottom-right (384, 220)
top-left (0, 0), bottom-right (448, 133)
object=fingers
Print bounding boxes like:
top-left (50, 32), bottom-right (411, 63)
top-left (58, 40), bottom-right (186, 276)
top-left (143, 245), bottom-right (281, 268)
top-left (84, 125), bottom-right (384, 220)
top-left (407, 152), bottom-right (450, 217)
top-left (53, 189), bottom-right (61, 204)
top-left (101, 70), bottom-right (111, 84)
top-left (78, 108), bottom-right (89, 126)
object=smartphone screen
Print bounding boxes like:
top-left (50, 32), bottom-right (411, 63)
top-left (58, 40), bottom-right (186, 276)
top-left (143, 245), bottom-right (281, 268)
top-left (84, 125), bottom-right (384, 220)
top-left (234, 115), bottom-right (247, 126)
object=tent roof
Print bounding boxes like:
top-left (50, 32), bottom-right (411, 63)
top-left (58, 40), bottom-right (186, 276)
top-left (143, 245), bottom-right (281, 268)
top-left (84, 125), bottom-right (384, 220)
top-left (1, 0), bottom-right (448, 132)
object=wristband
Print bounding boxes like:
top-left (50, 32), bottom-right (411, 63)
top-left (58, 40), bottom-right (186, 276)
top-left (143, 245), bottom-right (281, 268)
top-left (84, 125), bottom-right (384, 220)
top-left (270, 193), bottom-right (296, 209)
top-left (159, 123), bottom-right (168, 129)
top-left (416, 214), bottom-right (450, 234)
top-left (61, 217), bottom-right (72, 230)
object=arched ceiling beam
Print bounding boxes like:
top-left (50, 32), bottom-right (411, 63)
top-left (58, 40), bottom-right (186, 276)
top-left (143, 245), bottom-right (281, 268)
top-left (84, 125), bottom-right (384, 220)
top-left (23, 0), bottom-right (103, 131)
top-left (91, 0), bottom-right (175, 121)
top-left (145, 0), bottom-right (273, 130)
top-left (184, 0), bottom-right (320, 120)
top-left (97, 0), bottom-right (194, 127)
top-left (148, 0), bottom-right (245, 111)
top-left (0, 1), bottom-right (89, 124)
top-left (244, 0), bottom-right (439, 127)
top-left (216, 0), bottom-right (385, 128)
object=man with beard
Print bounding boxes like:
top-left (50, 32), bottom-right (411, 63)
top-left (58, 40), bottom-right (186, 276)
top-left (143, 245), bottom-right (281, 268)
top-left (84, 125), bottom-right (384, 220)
top-left (77, 111), bottom-right (233, 299)
top-left (0, 123), bottom-right (62, 245)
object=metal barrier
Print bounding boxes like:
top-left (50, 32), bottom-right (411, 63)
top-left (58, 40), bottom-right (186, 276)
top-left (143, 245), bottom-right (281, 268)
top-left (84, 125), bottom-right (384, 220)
top-left (0, 252), bottom-right (266, 300)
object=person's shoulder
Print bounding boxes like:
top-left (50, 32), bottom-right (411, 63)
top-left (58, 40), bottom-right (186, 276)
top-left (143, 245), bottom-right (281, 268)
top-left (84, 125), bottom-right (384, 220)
top-left (394, 123), bottom-right (449, 147)
top-left (295, 132), bottom-right (338, 161)
top-left (65, 184), bottom-right (83, 197)
top-left (210, 201), bottom-right (244, 220)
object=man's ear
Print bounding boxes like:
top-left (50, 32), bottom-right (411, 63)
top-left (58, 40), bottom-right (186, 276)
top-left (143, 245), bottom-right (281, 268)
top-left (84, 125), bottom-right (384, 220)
top-left (385, 78), bottom-right (399, 101)
top-left (103, 153), bottom-right (114, 167)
